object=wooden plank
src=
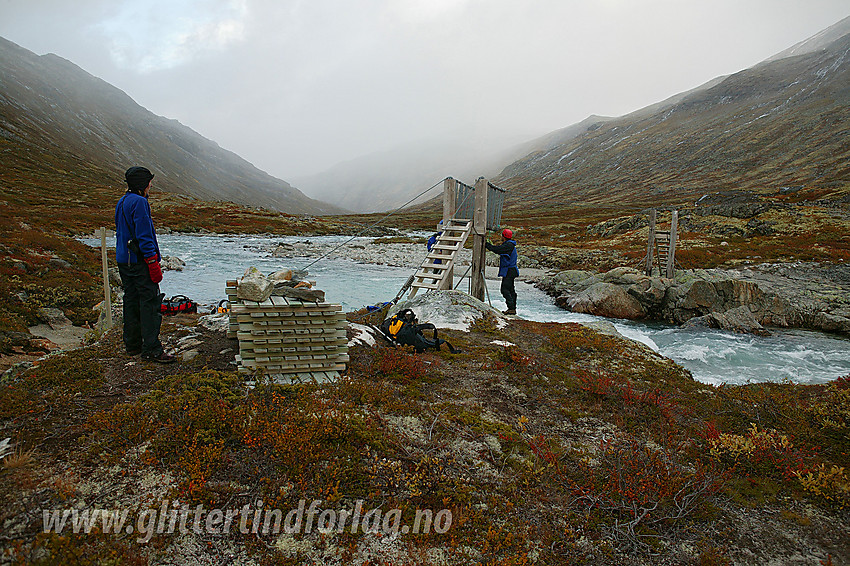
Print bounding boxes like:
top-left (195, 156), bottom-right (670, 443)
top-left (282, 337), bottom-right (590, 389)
top-left (470, 177), bottom-right (488, 301)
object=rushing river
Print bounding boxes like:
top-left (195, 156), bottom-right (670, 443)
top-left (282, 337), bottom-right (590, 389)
top-left (84, 233), bottom-right (850, 386)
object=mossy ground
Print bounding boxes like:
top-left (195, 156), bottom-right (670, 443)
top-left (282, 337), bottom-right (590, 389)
top-left (1, 314), bottom-right (847, 565)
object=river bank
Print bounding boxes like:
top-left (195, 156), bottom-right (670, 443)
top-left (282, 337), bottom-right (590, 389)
top-left (536, 262), bottom-right (850, 336)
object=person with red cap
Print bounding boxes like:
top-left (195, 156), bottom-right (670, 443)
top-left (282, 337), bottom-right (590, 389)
top-left (114, 166), bottom-right (175, 363)
top-left (486, 228), bottom-right (519, 315)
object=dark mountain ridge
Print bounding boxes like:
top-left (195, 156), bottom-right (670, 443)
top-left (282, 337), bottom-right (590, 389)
top-left (0, 37), bottom-right (344, 215)
top-left (496, 21), bottom-right (850, 209)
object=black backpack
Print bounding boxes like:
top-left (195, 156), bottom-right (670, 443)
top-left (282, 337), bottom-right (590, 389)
top-left (380, 309), bottom-right (460, 354)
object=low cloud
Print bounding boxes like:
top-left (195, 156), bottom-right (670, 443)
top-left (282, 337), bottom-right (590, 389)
top-left (95, 0), bottom-right (247, 72)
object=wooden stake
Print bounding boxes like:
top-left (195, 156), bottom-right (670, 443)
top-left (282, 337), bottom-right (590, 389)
top-left (99, 227), bottom-right (113, 329)
top-left (440, 177), bottom-right (457, 290)
top-left (470, 178), bottom-right (488, 301)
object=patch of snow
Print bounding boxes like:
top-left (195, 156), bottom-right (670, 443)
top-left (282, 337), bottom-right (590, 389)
top-left (491, 340), bottom-right (515, 347)
top-left (389, 290), bottom-right (506, 332)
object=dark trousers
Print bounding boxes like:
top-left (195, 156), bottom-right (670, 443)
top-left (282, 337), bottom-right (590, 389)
top-left (501, 267), bottom-right (518, 310)
top-left (118, 263), bottom-right (163, 356)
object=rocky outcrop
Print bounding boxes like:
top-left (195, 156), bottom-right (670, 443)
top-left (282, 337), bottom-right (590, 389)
top-left (538, 263), bottom-right (850, 335)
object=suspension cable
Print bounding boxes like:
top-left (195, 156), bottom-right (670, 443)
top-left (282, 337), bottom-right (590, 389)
top-left (299, 177), bottom-right (447, 272)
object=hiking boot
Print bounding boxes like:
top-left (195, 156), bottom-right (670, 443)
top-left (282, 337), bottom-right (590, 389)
top-left (142, 352), bottom-right (177, 364)
top-left (503, 309), bottom-right (517, 315)
top-left (126, 348), bottom-right (142, 356)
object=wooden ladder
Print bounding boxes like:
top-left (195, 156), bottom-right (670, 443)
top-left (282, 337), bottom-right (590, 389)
top-left (654, 231), bottom-right (671, 274)
top-left (409, 218), bottom-right (472, 298)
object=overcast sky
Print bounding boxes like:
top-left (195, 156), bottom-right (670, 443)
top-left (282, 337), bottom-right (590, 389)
top-left (1, 0), bottom-right (848, 181)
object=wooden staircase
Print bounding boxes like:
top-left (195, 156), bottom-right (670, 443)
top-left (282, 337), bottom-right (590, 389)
top-left (409, 218), bottom-right (472, 298)
top-left (654, 231), bottom-right (671, 274)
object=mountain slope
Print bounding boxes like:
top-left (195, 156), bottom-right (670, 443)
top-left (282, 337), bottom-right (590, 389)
top-left (496, 20), bottom-right (850, 208)
top-left (0, 37), bottom-right (344, 215)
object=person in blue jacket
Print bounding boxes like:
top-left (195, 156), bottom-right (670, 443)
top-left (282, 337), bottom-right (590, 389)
top-left (114, 166), bottom-right (175, 363)
top-left (486, 228), bottom-right (519, 315)
top-left (426, 220), bottom-right (443, 265)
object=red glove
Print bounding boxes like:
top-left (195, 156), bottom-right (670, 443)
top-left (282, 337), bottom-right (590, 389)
top-left (145, 255), bottom-right (163, 284)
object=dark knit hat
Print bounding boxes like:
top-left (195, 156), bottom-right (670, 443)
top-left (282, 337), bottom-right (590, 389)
top-left (125, 166), bottom-right (154, 192)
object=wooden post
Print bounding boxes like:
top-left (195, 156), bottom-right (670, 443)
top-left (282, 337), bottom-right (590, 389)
top-left (439, 177), bottom-right (457, 290)
top-left (645, 209), bottom-right (656, 276)
top-left (666, 210), bottom-right (678, 279)
top-left (99, 227), bottom-right (113, 329)
top-left (470, 177), bottom-right (488, 301)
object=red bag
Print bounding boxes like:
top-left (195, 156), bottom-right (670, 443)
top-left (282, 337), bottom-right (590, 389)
top-left (160, 295), bottom-right (198, 315)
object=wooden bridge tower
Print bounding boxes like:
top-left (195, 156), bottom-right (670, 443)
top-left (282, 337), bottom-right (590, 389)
top-left (645, 208), bottom-right (678, 279)
top-left (408, 177), bottom-right (506, 301)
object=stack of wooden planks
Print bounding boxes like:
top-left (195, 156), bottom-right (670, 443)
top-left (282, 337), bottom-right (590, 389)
top-left (225, 280), bottom-right (348, 384)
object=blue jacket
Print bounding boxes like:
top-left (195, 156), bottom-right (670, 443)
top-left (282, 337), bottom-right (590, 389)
top-left (114, 192), bottom-right (160, 264)
top-left (427, 232), bottom-right (442, 264)
top-left (486, 239), bottom-right (518, 277)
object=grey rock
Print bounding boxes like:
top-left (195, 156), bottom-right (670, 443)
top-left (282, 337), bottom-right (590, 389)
top-left (161, 256), bottom-right (186, 271)
top-left (237, 267), bottom-right (274, 302)
top-left (810, 312), bottom-right (850, 333)
top-left (586, 214), bottom-right (649, 236)
top-left (198, 313), bottom-right (230, 332)
top-left (683, 306), bottom-right (770, 336)
top-left (554, 269), bottom-right (594, 286)
top-left (37, 307), bottom-right (72, 330)
top-left (602, 266), bottom-right (645, 286)
top-left (568, 282), bottom-right (646, 320)
top-left (48, 257), bottom-right (72, 269)
top-left (10, 259), bottom-right (29, 273)
top-left (627, 277), bottom-right (669, 311)
top-left (182, 350), bottom-right (200, 362)
top-left (539, 262), bottom-right (850, 336)
top-left (272, 285), bottom-right (325, 303)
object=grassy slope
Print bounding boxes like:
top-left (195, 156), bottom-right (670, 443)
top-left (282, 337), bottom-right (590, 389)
top-left (0, 313), bottom-right (847, 564)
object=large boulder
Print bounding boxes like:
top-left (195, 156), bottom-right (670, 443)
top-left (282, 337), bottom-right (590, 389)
top-left (538, 269), bottom-right (595, 296)
top-left (810, 312), bottom-right (850, 333)
top-left (627, 276), bottom-right (669, 311)
top-left (682, 306), bottom-right (770, 336)
top-left (663, 278), bottom-right (765, 324)
top-left (389, 290), bottom-right (504, 331)
top-left (601, 266), bottom-right (645, 286)
top-left (567, 282), bottom-right (646, 320)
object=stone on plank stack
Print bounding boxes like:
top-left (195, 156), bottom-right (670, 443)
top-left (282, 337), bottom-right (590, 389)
top-left (229, 282), bottom-right (348, 384)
